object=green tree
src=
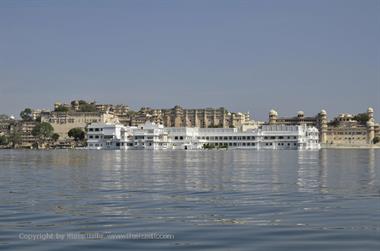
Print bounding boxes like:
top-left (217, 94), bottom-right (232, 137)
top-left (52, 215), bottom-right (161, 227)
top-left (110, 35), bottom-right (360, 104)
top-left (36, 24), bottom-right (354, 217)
top-left (79, 103), bottom-right (97, 112)
top-left (54, 105), bottom-right (69, 112)
top-left (52, 133), bottom-right (60, 142)
top-left (32, 122), bottom-right (54, 147)
top-left (374, 136), bottom-right (380, 144)
top-left (20, 108), bottom-right (33, 121)
top-left (0, 114), bottom-right (9, 120)
top-left (68, 128), bottom-right (85, 141)
top-left (218, 144), bottom-right (228, 149)
top-left (328, 119), bottom-right (339, 127)
top-left (208, 124), bottom-right (223, 128)
top-left (8, 131), bottom-right (22, 148)
top-left (0, 135), bottom-right (9, 145)
top-left (78, 100), bottom-right (88, 105)
top-left (353, 113), bottom-right (369, 125)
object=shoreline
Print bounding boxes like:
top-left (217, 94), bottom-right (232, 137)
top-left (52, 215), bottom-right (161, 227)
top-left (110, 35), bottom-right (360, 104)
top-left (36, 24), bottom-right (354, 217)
top-left (321, 144), bottom-right (380, 149)
top-left (1, 146), bottom-right (380, 150)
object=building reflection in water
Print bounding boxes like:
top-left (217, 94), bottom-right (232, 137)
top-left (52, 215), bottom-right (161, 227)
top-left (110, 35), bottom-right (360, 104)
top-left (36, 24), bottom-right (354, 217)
top-left (319, 149), bottom-right (328, 194)
top-left (368, 149), bottom-right (376, 189)
top-left (296, 150), bottom-right (321, 194)
top-left (270, 150), bottom-right (280, 193)
top-left (296, 149), bottom-right (378, 196)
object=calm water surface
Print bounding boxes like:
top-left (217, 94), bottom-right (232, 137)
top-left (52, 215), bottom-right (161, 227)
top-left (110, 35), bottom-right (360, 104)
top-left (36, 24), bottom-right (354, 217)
top-left (0, 149), bottom-right (379, 250)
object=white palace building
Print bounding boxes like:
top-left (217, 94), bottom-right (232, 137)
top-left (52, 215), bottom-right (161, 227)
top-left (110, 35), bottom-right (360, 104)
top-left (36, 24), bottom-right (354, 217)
top-left (87, 121), bottom-right (320, 150)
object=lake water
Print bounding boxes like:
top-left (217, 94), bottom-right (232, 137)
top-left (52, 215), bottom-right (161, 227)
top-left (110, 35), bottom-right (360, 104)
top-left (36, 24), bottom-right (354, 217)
top-left (0, 149), bottom-right (379, 250)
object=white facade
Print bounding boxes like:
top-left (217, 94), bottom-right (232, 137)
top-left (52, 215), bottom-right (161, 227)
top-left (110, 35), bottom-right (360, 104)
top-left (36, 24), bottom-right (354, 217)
top-left (87, 122), bottom-right (320, 150)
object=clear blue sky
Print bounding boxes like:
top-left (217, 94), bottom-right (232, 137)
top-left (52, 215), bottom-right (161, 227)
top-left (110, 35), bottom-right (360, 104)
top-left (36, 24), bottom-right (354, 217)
top-left (0, 0), bottom-right (379, 120)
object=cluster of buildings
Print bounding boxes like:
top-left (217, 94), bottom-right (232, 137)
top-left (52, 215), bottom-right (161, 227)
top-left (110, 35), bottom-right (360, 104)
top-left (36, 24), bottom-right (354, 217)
top-left (126, 106), bottom-right (253, 129)
top-left (0, 99), bottom-right (379, 149)
top-left (267, 108), bottom-right (379, 146)
top-left (0, 119), bottom-right (37, 147)
top-left (87, 121), bottom-right (320, 150)
top-left (38, 101), bottom-right (258, 140)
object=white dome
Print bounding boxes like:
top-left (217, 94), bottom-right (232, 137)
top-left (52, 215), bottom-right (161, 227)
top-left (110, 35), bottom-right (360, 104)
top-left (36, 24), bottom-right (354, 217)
top-left (320, 109), bottom-right (327, 115)
top-left (368, 107), bottom-right (374, 113)
top-left (297, 111), bottom-right (304, 116)
top-left (269, 109), bottom-right (278, 116)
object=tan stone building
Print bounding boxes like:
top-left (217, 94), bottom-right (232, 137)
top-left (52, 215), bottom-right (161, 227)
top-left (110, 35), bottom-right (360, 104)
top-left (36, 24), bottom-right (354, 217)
top-left (0, 119), bottom-right (13, 136)
top-left (0, 120), bottom-right (39, 148)
top-left (13, 121), bottom-right (39, 148)
top-left (95, 103), bottom-right (130, 116)
top-left (266, 108), bottom-right (379, 146)
top-left (321, 108), bottom-right (378, 145)
top-left (268, 110), bottom-right (319, 127)
top-left (127, 106), bottom-right (252, 129)
top-left (41, 111), bottom-right (118, 139)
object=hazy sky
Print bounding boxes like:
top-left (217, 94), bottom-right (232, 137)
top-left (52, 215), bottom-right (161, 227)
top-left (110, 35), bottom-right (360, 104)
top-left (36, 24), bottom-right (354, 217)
top-left (0, 0), bottom-right (379, 120)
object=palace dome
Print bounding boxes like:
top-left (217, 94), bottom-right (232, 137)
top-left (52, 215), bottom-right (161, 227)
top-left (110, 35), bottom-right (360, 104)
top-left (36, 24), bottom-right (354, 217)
top-left (269, 109), bottom-right (278, 116)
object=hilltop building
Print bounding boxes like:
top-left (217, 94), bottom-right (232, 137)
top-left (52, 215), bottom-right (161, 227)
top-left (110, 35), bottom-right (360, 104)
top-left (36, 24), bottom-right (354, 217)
top-left (49, 101), bottom-right (255, 131)
top-left (127, 106), bottom-right (255, 129)
top-left (40, 111), bottom-right (118, 139)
